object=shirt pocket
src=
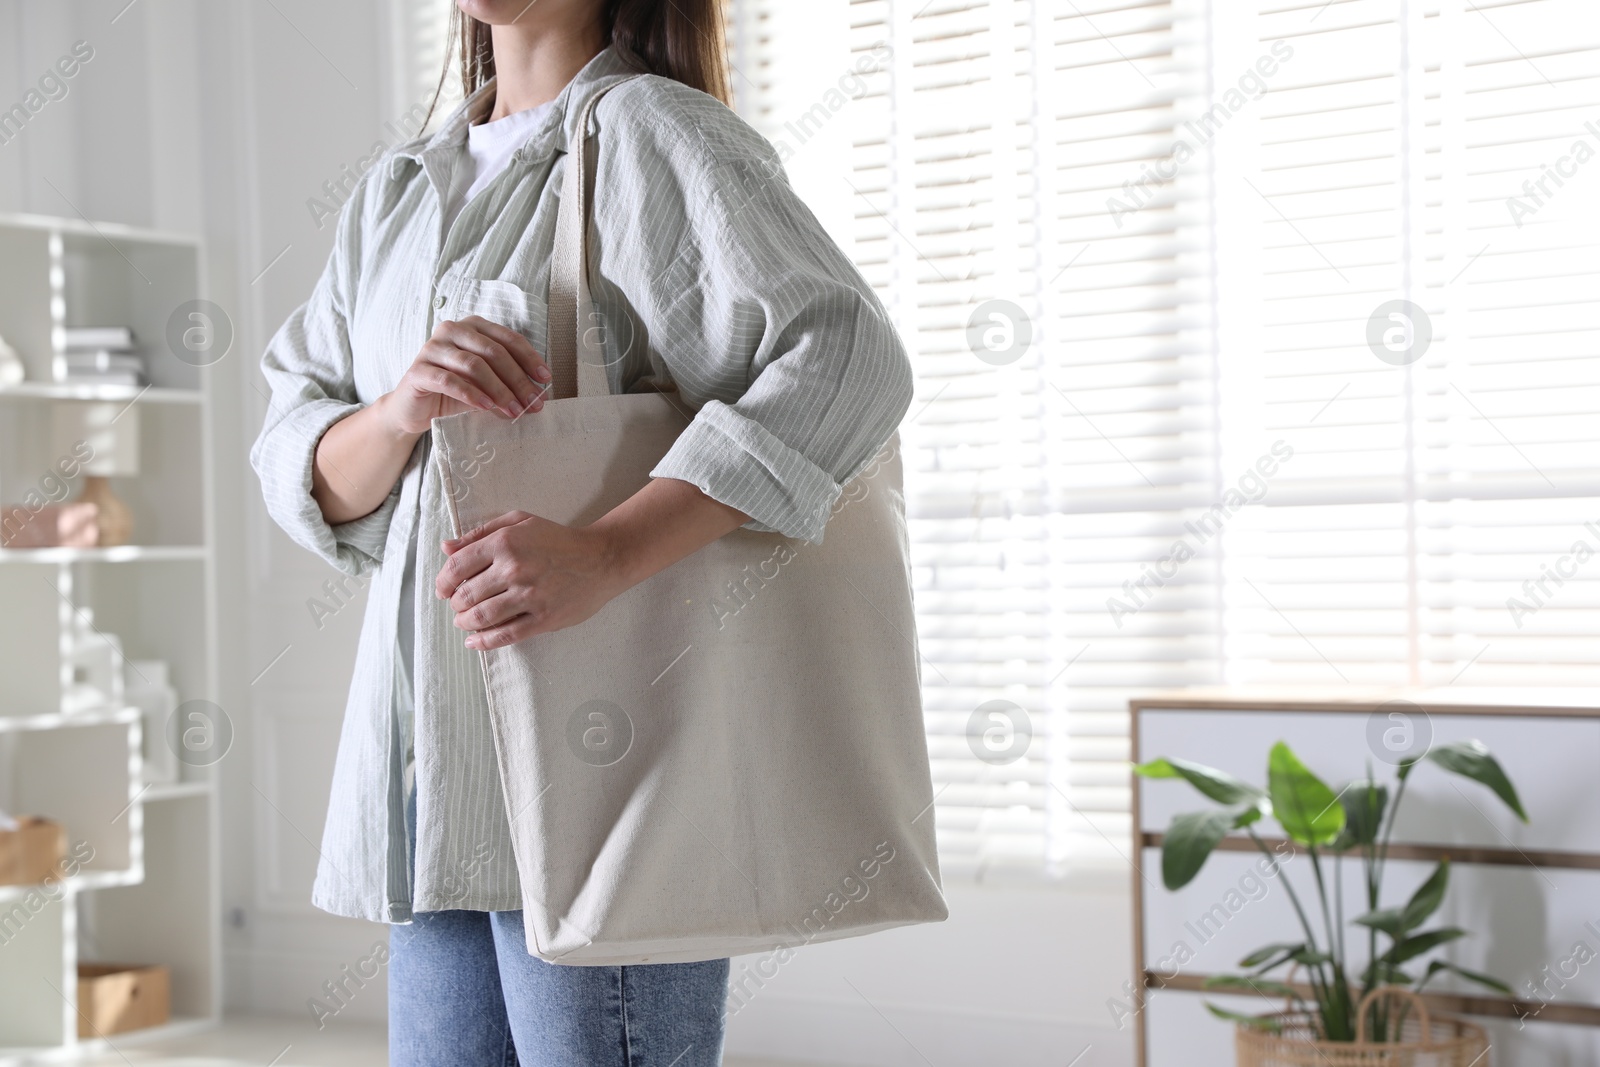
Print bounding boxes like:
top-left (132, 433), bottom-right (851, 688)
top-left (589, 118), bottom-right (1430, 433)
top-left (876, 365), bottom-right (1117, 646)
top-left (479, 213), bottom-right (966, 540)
top-left (448, 277), bottom-right (549, 357)
top-left (447, 276), bottom-right (650, 391)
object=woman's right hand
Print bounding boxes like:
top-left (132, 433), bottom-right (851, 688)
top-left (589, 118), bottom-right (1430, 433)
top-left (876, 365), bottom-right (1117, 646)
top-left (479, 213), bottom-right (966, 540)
top-left (376, 315), bottom-right (552, 437)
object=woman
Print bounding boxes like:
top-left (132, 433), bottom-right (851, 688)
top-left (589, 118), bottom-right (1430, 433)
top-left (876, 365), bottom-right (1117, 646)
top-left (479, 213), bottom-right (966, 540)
top-left (250, 0), bottom-right (912, 1063)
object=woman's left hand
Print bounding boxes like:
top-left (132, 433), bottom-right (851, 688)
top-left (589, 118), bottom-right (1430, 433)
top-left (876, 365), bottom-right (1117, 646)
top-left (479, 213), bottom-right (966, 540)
top-left (435, 510), bottom-right (627, 649)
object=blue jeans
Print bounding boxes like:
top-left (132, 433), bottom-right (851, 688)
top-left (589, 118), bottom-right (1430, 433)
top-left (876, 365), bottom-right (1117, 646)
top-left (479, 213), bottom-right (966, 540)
top-left (390, 785), bottom-right (729, 1066)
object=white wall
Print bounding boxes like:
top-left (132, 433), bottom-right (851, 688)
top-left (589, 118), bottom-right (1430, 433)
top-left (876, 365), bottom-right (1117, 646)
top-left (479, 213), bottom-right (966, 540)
top-left (725, 879), bottom-right (1134, 1066)
top-left (0, 4), bottom-right (1139, 1064)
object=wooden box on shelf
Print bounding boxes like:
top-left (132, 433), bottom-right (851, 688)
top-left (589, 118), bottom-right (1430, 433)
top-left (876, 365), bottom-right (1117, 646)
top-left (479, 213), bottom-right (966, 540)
top-left (77, 963), bottom-right (171, 1038)
top-left (0, 816), bottom-right (66, 885)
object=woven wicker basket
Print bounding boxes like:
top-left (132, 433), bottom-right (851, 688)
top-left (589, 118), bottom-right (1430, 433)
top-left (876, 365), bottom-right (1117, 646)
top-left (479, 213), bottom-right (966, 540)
top-left (1235, 987), bottom-right (1490, 1067)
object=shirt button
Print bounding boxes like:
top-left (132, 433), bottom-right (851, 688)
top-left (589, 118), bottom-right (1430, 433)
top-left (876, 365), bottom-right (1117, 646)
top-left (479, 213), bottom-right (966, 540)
top-left (433, 294), bottom-right (446, 310)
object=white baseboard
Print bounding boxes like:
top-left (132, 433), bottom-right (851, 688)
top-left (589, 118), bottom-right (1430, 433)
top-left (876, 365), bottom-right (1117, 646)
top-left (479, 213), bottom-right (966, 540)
top-left (725, 993), bottom-right (1134, 1067)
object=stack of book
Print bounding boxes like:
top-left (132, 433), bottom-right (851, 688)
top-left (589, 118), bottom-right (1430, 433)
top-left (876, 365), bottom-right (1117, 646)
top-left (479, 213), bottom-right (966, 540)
top-left (55, 327), bottom-right (145, 387)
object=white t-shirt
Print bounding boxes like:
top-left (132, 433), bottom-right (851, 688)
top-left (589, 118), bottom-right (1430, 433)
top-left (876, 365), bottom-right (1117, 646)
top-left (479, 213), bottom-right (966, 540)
top-left (439, 99), bottom-right (556, 234)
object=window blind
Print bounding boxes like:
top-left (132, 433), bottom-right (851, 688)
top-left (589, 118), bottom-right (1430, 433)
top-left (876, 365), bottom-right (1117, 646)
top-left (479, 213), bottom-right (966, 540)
top-left (1218, 0), bottom-right (1600, 690)
top-left (732, 0), bottom-right (1221, 877)
top-left (394, 0), bottom-right (460, 133)
top-left (1413, 0), bottom-right (1600, 686)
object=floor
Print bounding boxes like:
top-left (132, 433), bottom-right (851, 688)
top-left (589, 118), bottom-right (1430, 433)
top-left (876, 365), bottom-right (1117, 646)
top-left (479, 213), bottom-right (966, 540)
top-left (57, 1015), bottom-right (811, 1067)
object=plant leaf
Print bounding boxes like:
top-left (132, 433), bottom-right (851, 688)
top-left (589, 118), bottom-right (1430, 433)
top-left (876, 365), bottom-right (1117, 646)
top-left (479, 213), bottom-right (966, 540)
top-left (1267, 742), bottom-right (1346, 846)
top-left (1203, 975), bottom-right (1304, 1000)
top-left (1400, 859), bottom-right (1450, 931)
top-left (1205, 1003), bottom-right (1284, 1032)
top-left (1425, 740), bottom-right (1529, 822)
top-left (1356, 860), bottom-right (1451, 937)
top-left (1333, 779), bottom-right (1387, 849)
top-left (1352, 906), bottom-right (1407, 937)
top-left (1239, 942), bottom-right (1305, 969)
top-left (1135, 757), bottom-right (1267, 807)
top-left (1420, 960), bottom-right (1514, 996)
top-left (1161, 809), bottom-right (1236, 890)
top-left (1385, 927), bottom-right (1468, 965)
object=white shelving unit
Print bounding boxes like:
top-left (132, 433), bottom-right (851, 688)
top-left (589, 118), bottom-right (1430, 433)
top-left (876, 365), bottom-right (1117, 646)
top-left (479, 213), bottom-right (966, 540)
top-left (0, 213), bottom-right (221, 1059)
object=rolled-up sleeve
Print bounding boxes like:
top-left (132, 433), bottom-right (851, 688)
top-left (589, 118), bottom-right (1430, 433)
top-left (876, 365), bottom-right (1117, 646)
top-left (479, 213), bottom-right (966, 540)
top-left (249, 186), bottom-right (400, 577)
top-left (621, 105), bottom-right (914, 545)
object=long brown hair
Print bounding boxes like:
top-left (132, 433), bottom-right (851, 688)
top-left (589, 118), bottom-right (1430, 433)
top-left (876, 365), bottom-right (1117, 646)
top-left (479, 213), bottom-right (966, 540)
top-left (425, 0), bottom-right (731, 127)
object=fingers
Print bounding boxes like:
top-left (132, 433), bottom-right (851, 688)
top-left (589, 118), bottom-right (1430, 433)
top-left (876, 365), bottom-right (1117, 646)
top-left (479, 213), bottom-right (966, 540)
top-left (412, 362), bottom-right (500, 415)
top-left (434, 536), bottom-right (495, 599)
top-left (453, 587), bottom-right (530, 634)
top-left (449, 567), bottom-right (508, 615)
top-left (416, 351), bottom-right (516, 418)
top-left (422, 331), bottom-right (521, 419)
top-left (443, 510), bottom-right (528, 553)
top-left (458, 316), bottom-right (551, 400)
top-left (436, 319), bottom-right (549, 417)
top-left (464, 614), bottom-right (535, 651)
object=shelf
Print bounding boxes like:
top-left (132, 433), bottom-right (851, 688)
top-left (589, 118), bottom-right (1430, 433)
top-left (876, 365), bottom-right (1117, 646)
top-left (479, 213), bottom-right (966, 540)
top-left (0, 382), bottom-right (203, 404)
top-left (70, 868), bottom-right (146, 892)
top-left (0, 706), bottom-right (139, 733)
top-left (140, 781), bottom-right (212, 802)
top-left (0, 545), bottom-right (208, 564)
top-left (0, 210), bottom-right (202, 248)
top-left (0, 209), bottom-right (219, 1058)
top-left (0, 867), bottom-right (142, 904)
top-left (0, 1016), bottom-right (215, 1065)
top-left (70, 1014), bottom-right (216, 1056)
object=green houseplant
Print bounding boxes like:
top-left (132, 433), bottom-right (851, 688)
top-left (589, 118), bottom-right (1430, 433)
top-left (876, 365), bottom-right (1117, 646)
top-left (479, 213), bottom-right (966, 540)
top-left (1134, 739), bottom-right (1525, 1042)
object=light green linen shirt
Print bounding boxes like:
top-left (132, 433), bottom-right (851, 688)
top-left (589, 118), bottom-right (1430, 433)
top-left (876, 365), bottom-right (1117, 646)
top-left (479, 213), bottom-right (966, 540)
top-left (249, 47), bottom-right (912, 924)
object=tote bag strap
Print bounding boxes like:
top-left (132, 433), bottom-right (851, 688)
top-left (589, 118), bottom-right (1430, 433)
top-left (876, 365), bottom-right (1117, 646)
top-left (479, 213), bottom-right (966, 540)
top-left (548, 77), bottom-right (640, 400)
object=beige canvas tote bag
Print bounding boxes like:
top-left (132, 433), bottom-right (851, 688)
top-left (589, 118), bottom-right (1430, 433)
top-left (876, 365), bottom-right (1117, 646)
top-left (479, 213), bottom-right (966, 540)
top-left (430, 78), bottom-right (946, 965)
